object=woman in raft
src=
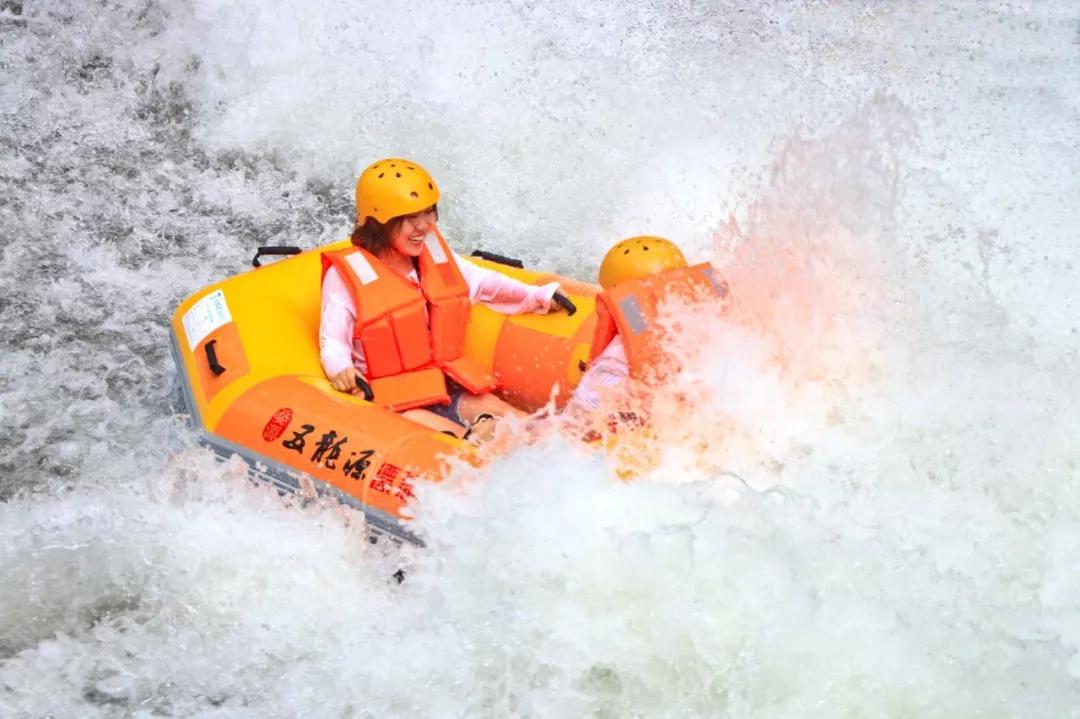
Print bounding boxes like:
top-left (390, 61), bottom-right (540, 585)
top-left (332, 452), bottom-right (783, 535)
top-left (319, 157), bottom-right (564, 439)
top-left (565, 235), bottom-right (730, 430)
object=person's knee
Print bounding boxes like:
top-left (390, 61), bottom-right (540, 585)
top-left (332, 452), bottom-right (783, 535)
top-left (401, 408), bottom-right (465, 438)
top-left (458, 393), bottom-right (521, 424)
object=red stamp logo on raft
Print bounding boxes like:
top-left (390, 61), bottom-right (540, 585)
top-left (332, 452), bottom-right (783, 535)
top-left (262, 408), bottom-right (294, 442)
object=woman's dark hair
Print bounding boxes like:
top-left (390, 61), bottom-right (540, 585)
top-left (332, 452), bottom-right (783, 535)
top-left (350, 217), bottom-right (400, 255)
top-left (350, 205), bottom-right (439, 255)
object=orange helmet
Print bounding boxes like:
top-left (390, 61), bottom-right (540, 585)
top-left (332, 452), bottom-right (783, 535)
top-left (598, 236), bottom-right (688, 290)
top-left (355, 158), bottom-right (440, 224)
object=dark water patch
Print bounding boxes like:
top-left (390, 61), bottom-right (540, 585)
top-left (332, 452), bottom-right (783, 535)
top-left (65, 50), bottom-right (114, 92)
top-left (136, 75), bottom-right (199, 148)
top-left (305, 175), bottom-right (354, 220)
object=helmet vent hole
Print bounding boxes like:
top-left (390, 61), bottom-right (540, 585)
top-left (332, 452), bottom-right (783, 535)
top-left (390, 163), bottom-right (396, 167)
top-left (396, 172), bottom-right (402, 178)
top-left (428, 182), bottom-right (434, 190)
top-left (623, 249), bottom-right (630, 255)
top-left (407, 166), bottom-right (415, 170)
top-left (378, 173), bottom-right (384, 179)
top-left (643, 246), bottom-right (649, 251)
top-left (410, 191), bottom-right (418, 199)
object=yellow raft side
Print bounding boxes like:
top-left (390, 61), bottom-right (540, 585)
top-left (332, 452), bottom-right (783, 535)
top-left (169, 241), bottom-right (600, 541)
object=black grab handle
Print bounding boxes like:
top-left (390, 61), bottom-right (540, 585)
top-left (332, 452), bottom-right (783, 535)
top-left (204, 340), bottom-right (226, 376)
top-left (470, 249), bottom-right (524, 268)
top-left (355, 375), bottom-right (375, 402)
top-left (552, 291), bottom-right (577, 316)
top-left (252, 245), bottom-right (302, 268)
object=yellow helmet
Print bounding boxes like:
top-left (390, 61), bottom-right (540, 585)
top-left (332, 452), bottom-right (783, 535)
top-left (355, 158), bottom-right (440, 224)
top-left (598, 236), bottom-right (687, 290)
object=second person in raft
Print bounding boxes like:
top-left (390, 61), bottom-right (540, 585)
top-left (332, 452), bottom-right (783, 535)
top-left (319, 158), bottom-right (566, 439)
top-left (565, 235), bottom-right (730, 428)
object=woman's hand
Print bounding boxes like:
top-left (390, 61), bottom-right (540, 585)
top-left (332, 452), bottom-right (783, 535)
top-left (533, 285), bottom-right (576, 315)
top-left (550, 291), bottom-right (577, 316)
top-left (329, 367), bottom-right (362, 394)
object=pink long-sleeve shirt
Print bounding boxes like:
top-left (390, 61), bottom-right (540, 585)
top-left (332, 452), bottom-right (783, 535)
top-left (565, 335), bottom-right (629, 413)
top-left (320, 249), bottom-right (559, 378)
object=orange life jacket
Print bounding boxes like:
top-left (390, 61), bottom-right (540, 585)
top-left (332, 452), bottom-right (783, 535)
top-left (590, 263), bottom-right (730, 382)
top-left (321, 228), bottom-right (498, 412)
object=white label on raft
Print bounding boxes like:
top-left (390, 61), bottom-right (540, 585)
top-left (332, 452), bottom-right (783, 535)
top-left (424, 232), bottom-right (449, 264)
top-left (345, 252), bottom-right (378, 285)
top-left (181, 289), bottom-right (232, 350)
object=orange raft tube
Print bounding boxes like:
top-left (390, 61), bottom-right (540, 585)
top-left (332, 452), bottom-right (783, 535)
top-left (170, 241), bottom-right (600, 543)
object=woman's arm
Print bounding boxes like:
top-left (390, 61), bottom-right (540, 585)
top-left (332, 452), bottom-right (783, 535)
top-left (320, 267), bottom-right (369, 381)
top-left (452, 251), bottom-right (559, 314)
top-left (565, 335), bottom-right (629, 413)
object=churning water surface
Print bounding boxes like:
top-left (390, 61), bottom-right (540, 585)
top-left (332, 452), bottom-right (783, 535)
top-left (1, 1), bottom-right (1079, 716)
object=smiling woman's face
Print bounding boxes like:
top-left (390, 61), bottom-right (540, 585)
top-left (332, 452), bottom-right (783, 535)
top-left (388, 206), bottom-right (437, 259)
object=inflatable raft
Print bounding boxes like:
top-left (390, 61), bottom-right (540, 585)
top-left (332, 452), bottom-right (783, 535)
top-left (170, 241), bottom-right (600, 543)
